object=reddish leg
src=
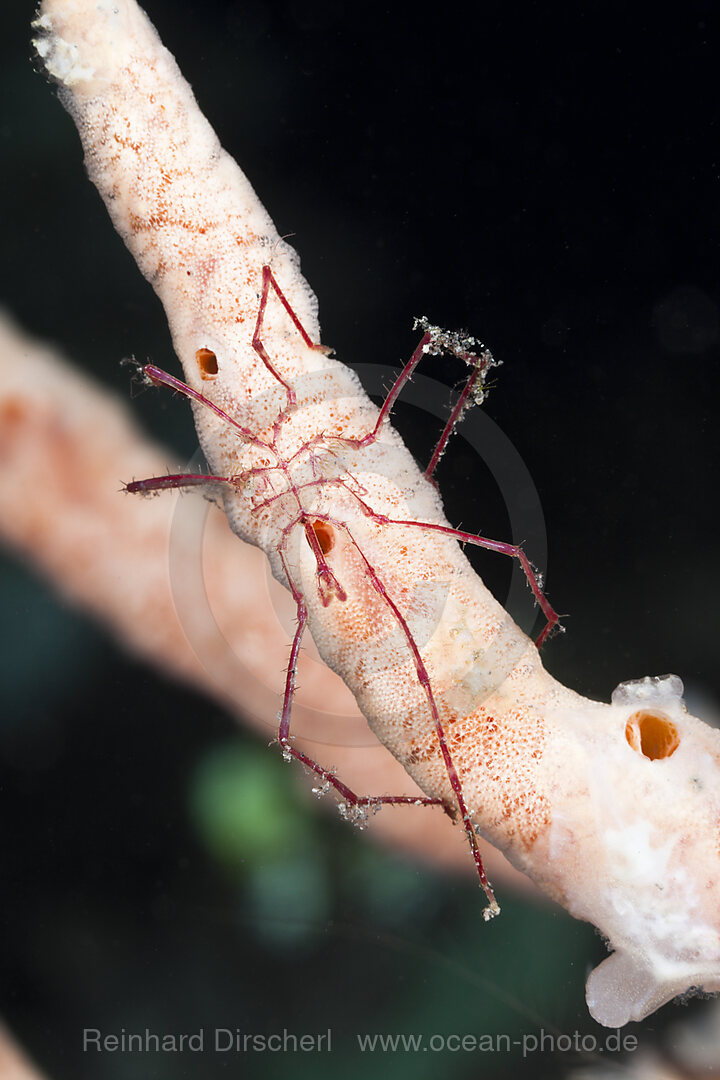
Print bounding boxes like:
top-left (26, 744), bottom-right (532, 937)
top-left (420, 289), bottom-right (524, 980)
top-left (381, 517), bottom-right (560, 649)
top-left (141, 364), bottom-right (267, 447)
top-left (124, 472), bottom-right (234, 495)
top-left (330, 318), bottom-right (498, 463)
top-left (244, 270), bottom-right (436, 450)
top-left (306, 515), bottom-right (500, 918)
top-left (252, 265), bottom-right (333, 417)
top-left (400, 519), bottom-right (561, 648)
top-left (276, 551), bottom-right (445, 824)
top-left (301, 517), bottom-right (347, 605)
top-left (252, 266), bottom-right (299, 410)
top-left (373, 331), bottom-right (554, 641)
top-left (314, 481), bottom-right (561, 649)
top-left (421, 339), bottom-right (497, 478)
top-left (361, 331), bottom-right (433, 442)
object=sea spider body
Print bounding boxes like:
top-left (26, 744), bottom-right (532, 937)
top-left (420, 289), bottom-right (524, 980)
top-left (131, 266), bottom-right (547, 917)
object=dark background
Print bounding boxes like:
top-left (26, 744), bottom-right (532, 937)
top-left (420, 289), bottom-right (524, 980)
top-left (1, 1), bottom-right (719, 1077)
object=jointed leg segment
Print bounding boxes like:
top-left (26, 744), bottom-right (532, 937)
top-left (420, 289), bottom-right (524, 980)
top-left (276, 555), bottom-right (445, 822)
top-left (373, 516), bottom-right (560, 648)
top-left (252, 265), bottom-right (334, 417)
top-left (309, 516), bottom-right (501, 917)
top-left (124, 471), bottom-right (233, 495)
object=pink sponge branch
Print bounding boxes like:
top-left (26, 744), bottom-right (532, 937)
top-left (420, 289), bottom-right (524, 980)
top-left (0, 1023), bottom-right (48, 1080)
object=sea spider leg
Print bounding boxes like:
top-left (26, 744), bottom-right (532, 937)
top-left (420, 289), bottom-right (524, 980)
top-left (254, 265), bottom-right (436, 449)
top-left (141, 364), bottom-right (267, 447)
top-left (301, 517), bottom-right (347, 605)
top-left (252, 266), bottom-right (298, 411)
top-left (341, 319), bottom-right (496, 460)
top-left (360, 331), bottom-right (433, 442)
top-left (278, 485), bottom-right (559, 648)
top-left (374, 519), bottom-right (559, 650)
top-left (422, 341), bottom-right (497, 478)
top-left (396, 519), bottom-right (560, 648)
top-left (275, 546), bottom-right (445, 822)
top-left (306, 514), bottom-right (500, 918)
top-left (295, 479), bottom-right (561, 649)
top-left (252, 265), bottom-right (334, 419)
top-left (124, 472), bottom-right (234, 495)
